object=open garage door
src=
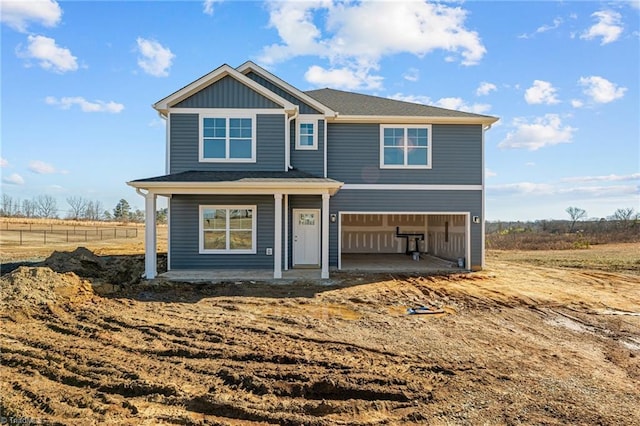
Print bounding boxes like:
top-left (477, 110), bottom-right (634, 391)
top-left (338, 212), bottom-right (470, 271)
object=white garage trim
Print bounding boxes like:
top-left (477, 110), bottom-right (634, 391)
top-left (338, 211), bottom-right (471, 271)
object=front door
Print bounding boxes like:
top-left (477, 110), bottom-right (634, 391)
top-left (293, 209), bottom-right (320, 267)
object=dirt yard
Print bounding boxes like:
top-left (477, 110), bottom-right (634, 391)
top-left (1, 243), bottom-right (638, 425)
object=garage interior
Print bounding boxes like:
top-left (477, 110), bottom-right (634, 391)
top-left (339, 213), bottom-right (469, 272)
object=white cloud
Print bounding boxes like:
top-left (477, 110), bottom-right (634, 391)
top-left (489, 182), bottom-right (555, 195)
top-left (476, 82), bottom-right (497, 96)
top-left (136, 37), bottom-right (174, 77)
top-left (0, 157), bottom-right (8, 168)
top-left (2, 173), bottom-right (25, 185)
top-left (260, 1), bottom-right (486, 89)
top-left (389, 93), bottom-right (491, 114)
top-left (525, 162), bottom-right (536, 167)
top-left (434, 97), bottom-right (491, 114)
top-left (580, 10), bottom-right (623, 45)
top-left (305, 65), bottom-right (383, 90)
top-left (488, 182), bottom-right (637, 198)
top-left (518, 17), bottom-right (563, 39)
top-left (403, 68), bottom-right (419, 82)
top-left (485, 168), bottom-right (497, 178)
top-left (18, 35), bottom-right (78, 73)
top-left (203, 0), bottom-right (223, 15)
top-left (29, 160), bottom-right (56, 174)
top-left (524, 80), bottom-right (560, 105)
top-left (0, 0), bottom-right (61, 32)
top-left (561, 173), bottom-right (640, 183)
top-left (498, 114), bottom-right (576, 151)
top-left (578, 76), bottom-right (627, 103)
top-left (45, 96), bottom-right (124, 113)
top-left (570, 99), bottom-right (584, 108)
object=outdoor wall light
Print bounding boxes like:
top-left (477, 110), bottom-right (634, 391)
top-left (330, 214), bottom-right (337, 223)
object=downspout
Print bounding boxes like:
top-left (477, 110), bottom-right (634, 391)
top-left (286, 107), bottom-right (299, 170)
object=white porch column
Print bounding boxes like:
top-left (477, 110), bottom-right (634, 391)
top-left (274, 193), bottom-right (283, 279)
top-left (321, 193), bottom-right (330, 279)
top-left (144, 192), bottom-right (157, 279)
top-left (284, 194), bottom-right (289, 271)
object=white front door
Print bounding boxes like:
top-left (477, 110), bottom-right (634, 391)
top-left (293, 209), bottom-right (320, 267)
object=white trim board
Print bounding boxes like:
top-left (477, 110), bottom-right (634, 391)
top-left (341, 184), bottom-right (482, 191)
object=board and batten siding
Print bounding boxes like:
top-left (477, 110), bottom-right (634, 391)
top-left (244, 71), bottom-right (321, 115)
top-left (326, 123), bottom-right (483, 185)
top-left (169, 113), bottom-right (286, 173)
top-left (169, 195), bottom-right (275, 270)
top-left (328, 189), bottom-right (483, 268)
top-left (290, 119), bottom-right (325, 176)
top-left (173, 76), bottom-right (281, 109)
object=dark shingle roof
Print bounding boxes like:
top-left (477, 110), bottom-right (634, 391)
top-left (131, 170), bottom-right (337, 183)
top-left (305, 88), bottom-right (495, 119)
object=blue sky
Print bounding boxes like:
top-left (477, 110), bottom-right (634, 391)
top-left (1, 0), bottom-right (638, 221)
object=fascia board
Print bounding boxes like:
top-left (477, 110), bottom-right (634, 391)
top-left (153, 64), bottom-right (296, 113)
top-left (236, 61), bottom-right (335, 117)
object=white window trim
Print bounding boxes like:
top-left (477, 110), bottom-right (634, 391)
top-left (296, 115), bottom-right (318, 150)
top-left (199, 205), bottom-right (257, 254)
top-left (199, 112), bottom-right (257, 163)
top-left (379, 124), bottom-right (432, 169)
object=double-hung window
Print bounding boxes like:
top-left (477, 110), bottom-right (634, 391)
top-left (200, 114), bottom-right (255, 162)
top-left (296, 117), bottom-right (318, 150)
top-left (200, 206), bottom-right (256, 254)
top-left (380, 125), bottom-right (431, 169)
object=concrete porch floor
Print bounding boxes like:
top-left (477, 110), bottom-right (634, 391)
top-left (159, 253), bottom-right (459, 283)
top-left (341, 253), bottom-right (458, 272)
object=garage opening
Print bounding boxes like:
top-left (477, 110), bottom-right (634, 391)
top-left (338, 213), bottom-right (470, 272)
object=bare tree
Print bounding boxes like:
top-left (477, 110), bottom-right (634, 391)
top-left (22, 199), bottom-right (36, 218)
top-left (612, 208), bottom-right (636, 229)
top-left (1, 194), bottom-right (23, 216)
top-left (67, 196), bottom-right (89, 220)
top-left (84, 200), bottom-right (104, 221)
top-left (35, 195), bottom-right (58, 218)
top-left (566, 206), bottom-right (587, 232)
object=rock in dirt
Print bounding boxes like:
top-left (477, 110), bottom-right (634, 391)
top-left (0, 266), bottom-right (94, 314)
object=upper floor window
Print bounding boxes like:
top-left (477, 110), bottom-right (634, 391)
top-left (200, 114), bottom-right (256, 162)
top-left (296, 117), bottom-right (318, 150)
top-left (380, 125), bottom-right (432, 169)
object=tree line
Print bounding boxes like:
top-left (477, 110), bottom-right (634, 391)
top-left (0, 194), bottom-right (167, 224)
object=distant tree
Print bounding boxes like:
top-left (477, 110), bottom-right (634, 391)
top-left (66, 196), bottom-right (89, 220)
top-left (156, 207), bottom-right (168, 224)
top-left (113, 199), bottom-right (131, 222)
top-left (130, 209), bottom-right (145, 223)
top-left (611, 208), bottom-right (637, 229)
top-left (1, 194), bottom-right (23, 216)
top-left (566, 206), bottom-right (587, 232)
top-left (84, 200), bottom-right (105, 221)
top-left (34, 195), bottom-right (58, 218)
top-left (103, 210), bottom-right (113, 221)
top-left (22, 199), bottom-right (36, 218)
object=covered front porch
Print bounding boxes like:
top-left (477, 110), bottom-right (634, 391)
top-left (127, 170), bottom-right (343, 281)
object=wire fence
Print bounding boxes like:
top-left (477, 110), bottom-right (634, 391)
top-left (1, 225), bottom-right (139, 246)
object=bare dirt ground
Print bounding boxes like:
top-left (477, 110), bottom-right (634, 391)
top-left (1, 243), bottom-right (638, 425)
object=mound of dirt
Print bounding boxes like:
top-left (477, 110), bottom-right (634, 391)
top-left (0, 266), bottom-right (94, 313)
top-left (40, 247), bottom-right (147, 285)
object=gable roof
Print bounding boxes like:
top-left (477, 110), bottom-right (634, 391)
top-left (306, 88), bottom-right (498, 125)
top-left (236, 61), bottom-right (335, 117)
top-left (153, 64), bottom-right (297, 115)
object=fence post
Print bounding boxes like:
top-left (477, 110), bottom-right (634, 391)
top-left (66, 230), bottom-right (69, 242)
top-left (44, 230), bottom-right (47, 245)
top-left (20, 230), bottom-right (23, 245)
top-left (85, 230), bottom-right (88, 241)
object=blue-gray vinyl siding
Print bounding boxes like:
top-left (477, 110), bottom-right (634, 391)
top-left (173, 76), bottom-right (281, 109)
top-left (287, 195), bottom-right (322, 269)
top-left (327, 124), bottom-right (483, 184)
top-left (245, 71), bottom-right (321, 114)
top-left (169, 113), bottom-right (286, 173)
top-left (170, 195), bottom-right (275, 270)
top-left (290, 119), bottom-right (325, 176)
top-left (329, 189), bottom-right (483, 268)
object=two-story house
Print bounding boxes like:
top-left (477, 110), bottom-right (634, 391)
top-left (128, 61), bottom-right (498, 279)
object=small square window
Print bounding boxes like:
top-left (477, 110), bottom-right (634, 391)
top-left (296, 118), bottom-right (318, 150)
